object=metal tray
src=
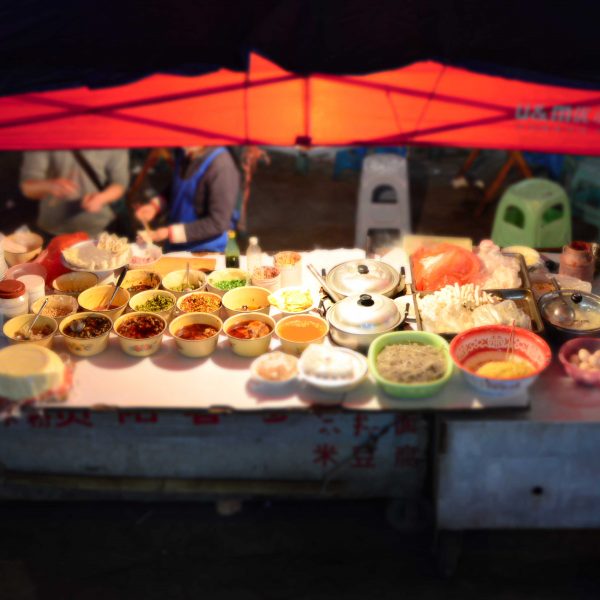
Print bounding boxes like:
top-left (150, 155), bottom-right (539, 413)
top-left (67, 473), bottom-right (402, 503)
top-left (409, 251), bottom-right (531, 292)
top-left (413, 287), bottom-right (544, 339)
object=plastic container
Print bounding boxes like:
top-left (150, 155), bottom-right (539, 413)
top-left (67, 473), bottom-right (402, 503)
top-left (17, 274), bottom-right (46, 311)
top-left (0, 279), bottom-right (28, 320)
top-left (274, 251), bottom-right (302, 287)
top-left (246, 236), bottom-right (262, 275)
top-left (251, 266), bottom-right (281, 292)
top-left (559, 241), bottom-right (594, 283)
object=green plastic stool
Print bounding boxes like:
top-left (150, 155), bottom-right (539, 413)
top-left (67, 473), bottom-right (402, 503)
top-left (491, 178), bottom-right (572, 249)
top-left (568, 158), bottom-right (600, 236)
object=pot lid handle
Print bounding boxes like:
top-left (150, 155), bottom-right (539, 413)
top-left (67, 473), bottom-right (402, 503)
top-left (357, 294), bottom-right (374, 307)
top-left (357, 264), bottom-right (369, 275)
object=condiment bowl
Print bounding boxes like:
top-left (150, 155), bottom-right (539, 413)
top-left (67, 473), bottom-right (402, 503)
top-left (558, 337), bottom-right (600, 387)
top-left (31, 294), bottom-right (79, 326)
top-left (267, 286), bottom-right (320, 315)
top-left (121, 270), bottom-right (161, 297)
top-left (223, 313), bottom-right (275, 357)
top-left (3, 313), bottom-right (58, 348)
top-left (250, 351), bottom-right (299, 387)
top-left (368, 331), bottom-right (453, 399)
top-left (78, 285), bottom-right (130, 323)
top-left (59, 312), bottom-right (112, 357)
top-left (162, 269), bottom-right (207, 298)
top-left (113, 311), bottom-right (167, 357)
top-left (299, 344), bottom-right (367, 395)
top-left (52, 271), bottom-right (98, 296)
top-left (206, 268), bottom-right (249, 297)
top-left (222, 286), bottom-right (271, 318)
top-left (449, 325), bottom-right (551, 398)
top-left (251, 266), bottom-right (281, 292)
top-left (169, 312), bottom-right (223, 358)
top-left (3, 231), bottom-right (43, 266)
top-left (275, 314), bottom-right (329, 356)
top-left (5, 262), bottom-right (47, 282)
top-left (129, 289), bottom-right (176, 322)
top-left (177, 291), bottom-right (222, 315)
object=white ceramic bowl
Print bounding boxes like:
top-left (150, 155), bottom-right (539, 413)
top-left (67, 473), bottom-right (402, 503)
top-left (3, 313), bottom-right (58, 348)
top-left (450, 325), bottom-right (552, 398)
top-left (267, 286), bottom-right (320, 315)
top-left (221, 286), bottom-right (271, 318)
top-left (207, 268), bottom-right (250, 297)
top-left (77, 284), bottom-right (130, 323)
top-left (52, 271), bottom-right (98, 296)
top-left (223, 313), bottom-right (275, 357)
top-left (113, 311), bottom-right (167, 357)
top-left (59, 312), bottom-right (112, 357)
top-left (176, 291), bottom-right (222, 315)
top-left (161, 269), bottom-right (207, 298)
top-left (31, 294), bottom-right (79, 326)
top-left (3, 232), bottom-right (44, 266)
top-left (250, 351), bottom-right (299, 387)
top-left (129, 289), bottom-right (177, 323)
top-left (299, 344), bottom-right (368, 394)
top-left (169, 312), bottom-right (222, 358)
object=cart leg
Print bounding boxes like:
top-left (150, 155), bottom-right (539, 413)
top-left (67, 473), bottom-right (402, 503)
top-left (433, 530), bottom-right (463, 578)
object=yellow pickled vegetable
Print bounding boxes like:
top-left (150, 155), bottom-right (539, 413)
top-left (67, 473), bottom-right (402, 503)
top-left (476, 360), bottom-right (535, 379)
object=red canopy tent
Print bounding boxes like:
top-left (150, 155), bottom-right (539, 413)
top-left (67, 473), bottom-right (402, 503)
top-left (1, 53), bottom-right (599, 153)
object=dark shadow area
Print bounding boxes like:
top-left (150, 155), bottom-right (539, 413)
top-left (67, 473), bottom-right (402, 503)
top-left (0, 501), bottom-right (600, 599)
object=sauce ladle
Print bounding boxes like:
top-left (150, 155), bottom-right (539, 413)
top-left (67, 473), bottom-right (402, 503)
top-left (550, 277), bottom-right (576, 325)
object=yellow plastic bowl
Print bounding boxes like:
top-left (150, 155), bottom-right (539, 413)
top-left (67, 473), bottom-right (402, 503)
top-left (161, 269), bottom-right (207, 299)
top-left (129, 289), bottom-right (176, 323)
top-left (31, 294), bottom-right (79, 326)
top-left (52, 271), bottom-right (98, 296)
top-left (121, 270), bottom-right (161, 296)
top-left (78, 284), bottom-right (130, 323)
top-left (3, 313), bottom-right (58, 348)
top-left (113, 311), bottom-right (167, 357)
top-left (223, 313), bottom-right (275, 357)
top-left (169, 312), bottom-right (223, 358)
top-left (275, 314), bottom-right (329, 356)
top-left (59, 312), bottom-right (112, 357)
top-left (3, 232), bottom-right (43, 266)
top-left (221, 286), bottom-right (271, 318)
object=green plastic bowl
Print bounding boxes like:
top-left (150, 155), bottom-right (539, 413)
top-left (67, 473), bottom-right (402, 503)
top-left (367, 331), bottom-right (454, 399)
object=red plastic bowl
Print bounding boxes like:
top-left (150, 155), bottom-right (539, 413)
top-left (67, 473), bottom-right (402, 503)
top-left (558, 337), bottom-right (600, 387)
top-left (450, 325), bottom-right (552, 398)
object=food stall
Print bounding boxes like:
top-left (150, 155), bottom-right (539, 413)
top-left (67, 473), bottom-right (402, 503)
top-left (1, 234), bottom-right (599, 517)
top-left (1, 6), bottom-right (600, 532)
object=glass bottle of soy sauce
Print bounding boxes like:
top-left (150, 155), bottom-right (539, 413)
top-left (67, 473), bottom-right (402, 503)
top-left (225, 230), bottom-right (240, 268)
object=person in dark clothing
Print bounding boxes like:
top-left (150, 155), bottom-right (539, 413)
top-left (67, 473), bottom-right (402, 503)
top-left (135, 146), bottom-right (240, 252)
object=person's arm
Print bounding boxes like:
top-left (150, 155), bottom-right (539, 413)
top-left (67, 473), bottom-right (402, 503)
top-left (20, 152), bottom-right (79, 200)
top-left (169, 153), bottom-right (240, 245)
top-left (81, 151), bottom-right (129, 213)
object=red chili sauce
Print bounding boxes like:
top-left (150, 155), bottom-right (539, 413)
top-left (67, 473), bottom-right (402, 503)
top-left (116, 314), bottom-right (164, 339)
top-left (175, 323), bottom-right (219, 340)
top-left (227, 320), bottom-right (272, 340)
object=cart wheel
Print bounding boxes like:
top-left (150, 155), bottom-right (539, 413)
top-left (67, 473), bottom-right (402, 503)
top-left (434, 530), bottom-right (463, 578)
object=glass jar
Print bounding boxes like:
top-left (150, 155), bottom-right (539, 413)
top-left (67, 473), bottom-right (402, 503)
top-left (0, 279), bottom-right (28, 320)
top-left (559, 241), bottom-right (594, 283)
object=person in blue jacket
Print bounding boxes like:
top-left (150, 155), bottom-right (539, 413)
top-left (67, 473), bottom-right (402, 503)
top-left (135, 146), bottom-right (240, 252)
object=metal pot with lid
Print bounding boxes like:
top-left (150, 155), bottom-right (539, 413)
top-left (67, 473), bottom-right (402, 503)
top-left (327, 293), bottom-right (403, 351)
top-left (326, 259), bottom-right (403, 299)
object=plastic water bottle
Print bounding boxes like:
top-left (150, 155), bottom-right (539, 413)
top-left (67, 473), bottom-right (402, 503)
top-left (246, 236), bottom-right (262, 276)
